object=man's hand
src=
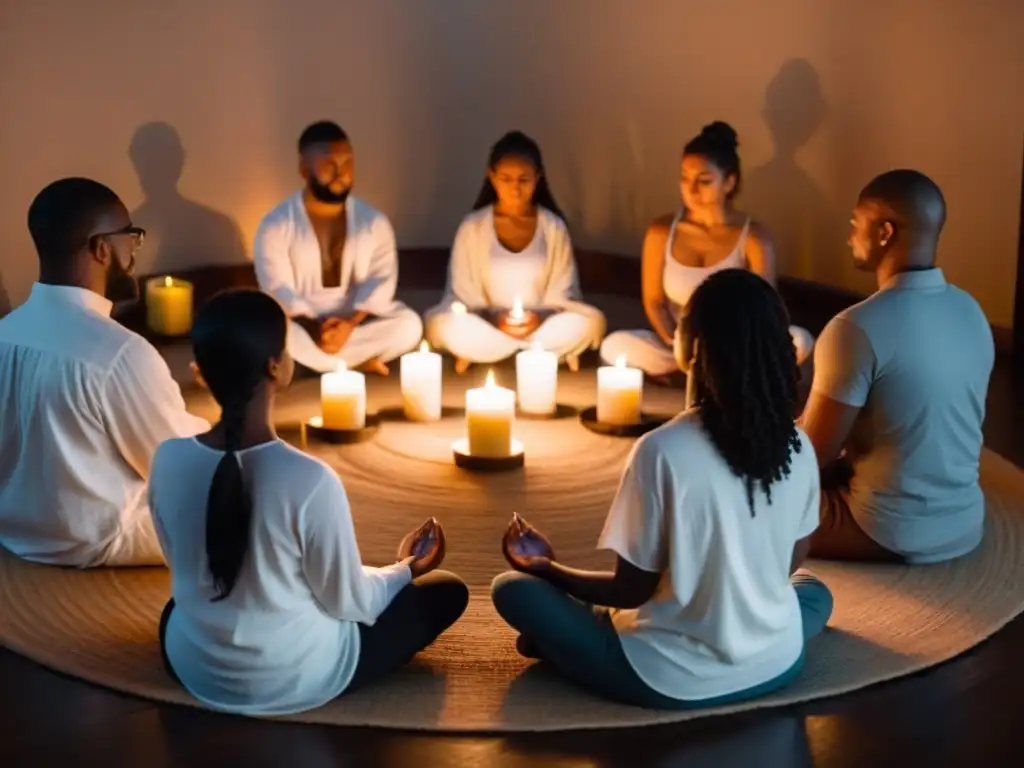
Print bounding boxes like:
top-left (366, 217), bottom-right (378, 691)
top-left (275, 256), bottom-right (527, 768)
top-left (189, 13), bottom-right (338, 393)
top-left (501, 512), bottom-right (556, 574)
top-left (319, 317), bottom-right (356, 354)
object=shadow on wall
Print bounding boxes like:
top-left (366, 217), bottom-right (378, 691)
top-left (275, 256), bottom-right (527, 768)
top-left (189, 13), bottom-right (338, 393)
top-left (744, 59), bottom-right (844, 285)
top-left (129, 122), bottom-right (249, 276)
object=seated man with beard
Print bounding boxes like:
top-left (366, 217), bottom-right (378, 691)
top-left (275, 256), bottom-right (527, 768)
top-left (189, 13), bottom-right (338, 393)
top-left (254, 121), bottom-right (422, 375)
top-left (0, 178), bottom-right (209, 567)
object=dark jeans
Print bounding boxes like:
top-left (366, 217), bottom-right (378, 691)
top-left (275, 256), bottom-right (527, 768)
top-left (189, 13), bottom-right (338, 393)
top-left (810, 459), bottom-right (904, 563)
top-left (158, 570), bottom-right (469, 694)
top-left (490, 570), bottom-right (833, 710)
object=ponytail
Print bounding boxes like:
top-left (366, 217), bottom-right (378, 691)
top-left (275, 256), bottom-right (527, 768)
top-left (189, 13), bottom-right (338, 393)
top-left (205, 397), bottom-right (252, 602)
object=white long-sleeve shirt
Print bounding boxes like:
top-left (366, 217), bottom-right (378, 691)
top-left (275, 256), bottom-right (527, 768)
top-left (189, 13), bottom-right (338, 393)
top-left (253, 192), bottom-right (402, 319)
top-left (149, 437), bottom-right (412, 716)
top-left (0, 283), bottom-right (209, 567)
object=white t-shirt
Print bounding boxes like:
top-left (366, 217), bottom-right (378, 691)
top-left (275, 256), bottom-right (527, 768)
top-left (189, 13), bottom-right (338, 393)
top-left (486, 208), bottom-right (549, 309)
top-left (598, 410), bottom-right (820, 701)
top-left (149, 437), bottom-right (411, 716)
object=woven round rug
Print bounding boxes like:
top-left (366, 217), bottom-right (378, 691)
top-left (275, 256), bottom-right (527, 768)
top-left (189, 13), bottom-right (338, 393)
top-left (2, 366), bottom-right (1023, 732)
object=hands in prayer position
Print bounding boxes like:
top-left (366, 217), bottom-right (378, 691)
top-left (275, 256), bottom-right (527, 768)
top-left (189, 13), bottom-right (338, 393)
top-left (494, 309), bottom-right (543, 339)
top-left (502, 512), bottom-right (555, 573)
top-left (397, 517), bottom-right (447, 578)
top-left (318, 316), bottom-right (356, 355)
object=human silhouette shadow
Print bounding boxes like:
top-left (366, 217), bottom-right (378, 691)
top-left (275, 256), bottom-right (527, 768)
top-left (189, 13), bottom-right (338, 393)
top-left (744, 59), bottom-right (847, 288)
top-left (129, 122), bottom-right (248, 277)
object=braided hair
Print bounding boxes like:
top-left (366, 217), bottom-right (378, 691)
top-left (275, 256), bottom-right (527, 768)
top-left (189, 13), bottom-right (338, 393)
top-left (191, 289), bottom-right (287, 601)
top-left (472, 130), bottom-right (566, 221)
top-left (680, 268), bottom-right (802, 513)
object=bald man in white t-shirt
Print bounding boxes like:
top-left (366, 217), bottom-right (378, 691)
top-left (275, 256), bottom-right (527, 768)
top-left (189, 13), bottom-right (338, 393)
top-left (799, 170), bottom-right (994, 564)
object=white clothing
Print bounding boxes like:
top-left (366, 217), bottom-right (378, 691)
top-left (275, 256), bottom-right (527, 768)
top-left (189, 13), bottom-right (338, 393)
top-left (254, 192), bottom-right (422, 371)
top-left (0, 283), bottom-right (209, 567)
top-left (150, 437), bottom-right (412, 716)
top-left (599, 411), bottom-right (821, 701)
top-left (812, 268), bottom-right (993, 564)
top-left (424, 206), bottom-right (605, 362)
top-left (600, 210), bottom-right (815, 372)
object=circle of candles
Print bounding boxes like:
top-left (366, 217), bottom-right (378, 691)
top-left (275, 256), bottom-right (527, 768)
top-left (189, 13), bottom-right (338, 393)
top-left (515, 342), bottom-right (558, 416)
top-left (596, 355), bottom-right (643, 425)
top-left (146, 276), bottom-right (193, 336)
top-left (320, 362), bottom-right (366, 430)
top-left (465, 370), bottom-right (516, 458)
top-left (400, 341), bottom-right (442, 422)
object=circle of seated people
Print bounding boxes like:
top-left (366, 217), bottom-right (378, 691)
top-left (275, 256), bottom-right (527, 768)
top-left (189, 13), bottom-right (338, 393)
top-left (0, 124), bottom-right (1005, 732)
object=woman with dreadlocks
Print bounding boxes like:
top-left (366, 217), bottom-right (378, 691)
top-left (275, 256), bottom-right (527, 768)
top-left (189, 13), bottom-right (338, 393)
top-left (148, 289), bottom-right (467, 716)
top-left (491, 269), bottom-right (832, 709)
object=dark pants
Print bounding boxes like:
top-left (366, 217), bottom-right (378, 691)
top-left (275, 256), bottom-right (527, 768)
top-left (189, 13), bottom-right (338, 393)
top-left (490, 570), bottom-right (833, 710)
top-left (809, 460), bottom-right (904, 563)
top-left (159, 570), bottom-right (469, 694)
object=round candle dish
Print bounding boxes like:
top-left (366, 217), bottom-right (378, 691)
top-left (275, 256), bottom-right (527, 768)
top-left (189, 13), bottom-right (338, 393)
top-left (303, 413), bottom-right (381, 444)
top-left (578, 406), bottom-right (670, 438)
top-left (516, 403), bottom-right (578, 421)
top-left (377, 405), bottom-right (465, 422)
top-left (451, 438), bottom-right (525, 472)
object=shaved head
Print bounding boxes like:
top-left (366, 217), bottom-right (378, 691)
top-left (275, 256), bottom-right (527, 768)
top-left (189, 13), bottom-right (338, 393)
top-left (859, 169), bottom-right (946, 236)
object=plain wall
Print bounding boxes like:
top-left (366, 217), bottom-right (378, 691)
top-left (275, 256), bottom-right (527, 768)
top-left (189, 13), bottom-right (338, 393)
top-left (1, 0), bottom-right (1021, 324)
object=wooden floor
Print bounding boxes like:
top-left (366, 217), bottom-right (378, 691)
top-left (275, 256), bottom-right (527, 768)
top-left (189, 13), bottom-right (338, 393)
top-left (2, 363), bottom-right (1022, 767)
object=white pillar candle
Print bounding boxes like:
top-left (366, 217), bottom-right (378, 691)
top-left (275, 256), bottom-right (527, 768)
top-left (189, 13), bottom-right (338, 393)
top-left (401, 340), bottom-right (442, 422)
top-left (465, 370), bottom-right (515, 457)
top-left (597, 354), bottom-right (643, 425)
top-left (320, 362), bottom-right (366, 430)
top-left (516, 342), bottom-right (558, 415)
top-left (146, 276), bottom-right (193, 336)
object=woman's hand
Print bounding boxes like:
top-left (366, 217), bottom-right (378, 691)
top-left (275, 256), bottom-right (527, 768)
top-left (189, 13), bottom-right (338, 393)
top-left (502, 512), bottom-right (555, 573)
top-left (495, 310), bottom-right (542, 339)
top-left (397, 517), bottom-right (446, 578)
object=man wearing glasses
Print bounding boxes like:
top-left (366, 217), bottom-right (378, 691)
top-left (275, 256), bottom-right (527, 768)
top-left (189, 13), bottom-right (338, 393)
top-left (254, 121), bottom-right (422, 376)
top-left (0, 177), bottom-right (209, 567)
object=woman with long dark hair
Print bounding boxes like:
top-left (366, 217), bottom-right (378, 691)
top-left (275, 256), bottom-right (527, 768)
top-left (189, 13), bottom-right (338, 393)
top-left (424, 130), bottom-right (605, 373)
top-left (600, 121), bottom-right (815, 381)
top-left (149, 289), bottom-right (467, 716)
top-left (492, 269), bottom-right (832, 709)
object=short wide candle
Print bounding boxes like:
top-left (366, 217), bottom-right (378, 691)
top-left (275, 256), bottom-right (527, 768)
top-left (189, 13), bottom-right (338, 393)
top-left (516, 342), bottom-right (557, 415)
top-left (597, 355), bottom-right (643, 425)
top-left (320, 363), bottom-right (366, 430)
top-left (146, 276), bottom-right (193, 336)
top-left (401, 341), bottom-right (442, 421)
top-left (466, 370), bottom-right (515, 458)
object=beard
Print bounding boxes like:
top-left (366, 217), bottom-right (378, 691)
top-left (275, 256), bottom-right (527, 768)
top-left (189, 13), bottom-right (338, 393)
top-left (308, 177), bottom-right (351, 204)
top-left (105, 252), bottom-right (139, 303)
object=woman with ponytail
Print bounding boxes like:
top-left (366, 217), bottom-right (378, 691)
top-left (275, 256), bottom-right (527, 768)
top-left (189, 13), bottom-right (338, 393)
top-left (424, 130), bottom-right (606, 373)
top-left (149, 289), bottom-right (467, 716)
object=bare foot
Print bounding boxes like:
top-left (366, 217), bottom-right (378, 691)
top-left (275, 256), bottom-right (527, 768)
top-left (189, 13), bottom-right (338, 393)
top-left (565, 354), bottom-right (580, 373)
top-left (454, 357), bottom-right (471, 375)
top-left (356, 357), bottom-right (390, 376)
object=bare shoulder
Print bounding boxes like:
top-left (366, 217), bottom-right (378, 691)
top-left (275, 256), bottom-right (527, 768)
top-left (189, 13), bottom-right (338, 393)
top-left (644, 213), bottom-right (675, 245)
top-left (745, 217), bottom-right (775, 249)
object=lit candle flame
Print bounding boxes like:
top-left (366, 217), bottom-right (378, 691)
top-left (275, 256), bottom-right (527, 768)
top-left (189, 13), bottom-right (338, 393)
top-left (510, 296), bottom-right (524, 321)
top-left (614, 354), bottom-right (627, 368)
top-left (485, 369), bottom-right (496, 388)
top-left (164, 276), bottom-right (173, 287)
top-left (451, 301), bottom-right (466, 314)
top-left (419, 340), bottom-right (430, 353)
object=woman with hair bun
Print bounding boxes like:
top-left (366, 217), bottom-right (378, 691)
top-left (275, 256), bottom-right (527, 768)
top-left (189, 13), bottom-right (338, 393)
top-left (600, 121), bottom-right (815, 380)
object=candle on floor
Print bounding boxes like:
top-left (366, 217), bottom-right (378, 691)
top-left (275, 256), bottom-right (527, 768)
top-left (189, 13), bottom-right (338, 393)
top-left (597, 355), bottom-right (643, 425)
top-left (146, 276), bottom-right (193, 336)
top-left (516, 342), bottom-right (557, 416)
top-left (401, 340), bottom-right (442, 422)
top-left (465, 370), bottom-right (515, 457)
top-left (320, 362), bottom-right (366, 430)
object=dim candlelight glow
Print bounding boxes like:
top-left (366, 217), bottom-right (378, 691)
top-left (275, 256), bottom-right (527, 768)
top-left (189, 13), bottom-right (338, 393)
top-left (465, 369), bottom-right (516, 457)
top-left (320, 362), bottom-right (366, 430)
top-left (509, 296), bottom-right (525, 323)
top-left (597, 355), bottom-right (642, 425)
top-left (516, 342), bottom-right (558, 415)
top-left (146, 276), bottom-right (193, 336)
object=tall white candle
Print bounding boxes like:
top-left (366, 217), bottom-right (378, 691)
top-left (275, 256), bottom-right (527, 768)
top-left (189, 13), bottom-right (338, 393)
top-left (597, 355), bottom-right (643, 425)
top-left (465, 370), bottom-right (515, 457)
top-left (401, 340), bottom-right (442, 422)
top-left (516, 342), bottom-right (558, 415)
top-left (320, 362), bottom-right (366, 430)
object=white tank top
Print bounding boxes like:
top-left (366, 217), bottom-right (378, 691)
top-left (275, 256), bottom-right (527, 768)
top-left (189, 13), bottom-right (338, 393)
top-left (663, 209), bottom-right (749, 308)
top-left (486, 208), bottom-right (548, 309)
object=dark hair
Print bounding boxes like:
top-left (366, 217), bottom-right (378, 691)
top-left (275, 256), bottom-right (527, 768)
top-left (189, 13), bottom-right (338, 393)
top-left (683, 121), bottom-right (742, 198)
top-left (682, 269), bottom-right (801, 513)
top-left (298, 121), bottom-right (349, 154)
top-left (191, 289), bottom-right (288, 601)
top-left (472, 130), bottom-right (565, 220)
top-left (27, 177), bottom-right (124, 273)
